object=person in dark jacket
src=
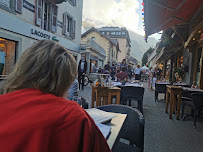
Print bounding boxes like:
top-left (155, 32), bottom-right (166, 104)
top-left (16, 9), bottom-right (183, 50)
top-left (78, 55), bottom-right (87, 90)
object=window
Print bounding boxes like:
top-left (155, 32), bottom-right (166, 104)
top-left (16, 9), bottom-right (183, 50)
top-left (63, 13), bottom-right (76, 39)
top-left (15, 0), bottom-right (23, 13)
top-left (36, 0), bottom-right (58, 33)
top-left (91, 37), bottom-right (96, 41)
top-left (0, 0), bottom-right (10, 7)
top-left (102, 32), bottom-right (105, 35)
top-left (122, 32), bottom-right (126, 35)
top-left (0, 0), bottom-right (16, 13)
top-left (107, 32), bottom-right (109, 35)
top-left (68, 0), bottom-right (76, 6)
top-left (111, 32), bottom-right (115, 35)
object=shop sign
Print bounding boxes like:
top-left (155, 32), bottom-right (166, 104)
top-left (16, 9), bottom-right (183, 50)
top-left (31, 29), bottom-right (51, 39)
top-left (23, 0), bottom-right (35, 13)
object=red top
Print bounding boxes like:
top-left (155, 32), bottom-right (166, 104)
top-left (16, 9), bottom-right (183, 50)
top-left (0, 88), bottom-right (111, 152)
top-left (116, 72), bottom-right (128, 81)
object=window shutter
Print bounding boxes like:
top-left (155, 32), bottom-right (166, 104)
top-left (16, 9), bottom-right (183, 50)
top-left (62, 13), bottom-right (67, 35)
top-left (71, 20), bottom-right (76, 39)
top-left (36, 0), bottom-right (42, 26)
top-left (15, 0), bottom-right (23, 13)
top-left (51, 4), bottom-right (58, 33)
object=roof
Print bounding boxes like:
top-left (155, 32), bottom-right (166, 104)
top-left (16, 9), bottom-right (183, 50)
top-left (81, 27), bottom-right (116, 45)
top-left (143, 0), bottom-right (203, 39)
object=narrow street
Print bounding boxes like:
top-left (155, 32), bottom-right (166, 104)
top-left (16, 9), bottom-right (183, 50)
top-left (79, 82), bottom-right (203, 152)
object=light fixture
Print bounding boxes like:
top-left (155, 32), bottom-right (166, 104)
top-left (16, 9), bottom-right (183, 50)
top-left (142, 9), bottom-right (144, 11)
top-left (142, 18), bottom-right (144, 20)
top-left (142, 2), bottom-right (144, 5)
top-left (198, 31), bottom-right (201, 33)
top-left (142, 13), bottom-right (144, 15)
top-left (193, 38), bottom-right (195, 41)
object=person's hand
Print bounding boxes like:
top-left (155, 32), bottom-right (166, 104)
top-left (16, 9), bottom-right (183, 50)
top-left (82, 73), bottom-right (85, 75)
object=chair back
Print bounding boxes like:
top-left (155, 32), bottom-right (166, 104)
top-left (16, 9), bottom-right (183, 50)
top-left (192, 93), bottom-right (203, 109)
top-left (122, 86), bottom-right (145, 101)
top-left (155, 83), bottom-right (167, 93)
top-left (79, 96), bottom-right (89, 109)
top-left (97, 105), bottom-right (145, 151)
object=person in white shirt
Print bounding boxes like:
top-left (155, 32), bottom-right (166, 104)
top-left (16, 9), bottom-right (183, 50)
top-left (134, 65), bottom-right (141, 80)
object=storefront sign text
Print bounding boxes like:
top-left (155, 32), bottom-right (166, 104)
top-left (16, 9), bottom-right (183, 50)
top-left (31, 29), bottom-right (51, 39)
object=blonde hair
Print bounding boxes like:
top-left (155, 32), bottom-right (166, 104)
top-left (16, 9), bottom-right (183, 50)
top-left (1, 40), bottom-right (77, 97)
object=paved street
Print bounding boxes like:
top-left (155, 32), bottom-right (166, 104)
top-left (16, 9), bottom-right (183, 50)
top-left (79, 82), bottom-right (203, 152)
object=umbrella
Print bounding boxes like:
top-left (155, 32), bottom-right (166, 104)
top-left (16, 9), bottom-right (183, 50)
top-left (141, 66), bottom-right (149, 70)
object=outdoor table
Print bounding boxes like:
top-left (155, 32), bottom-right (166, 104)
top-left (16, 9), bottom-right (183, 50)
top-left (106, 112), bottom-right (127, 149)
top-left (108, 87), bottom-right (121, 105)
top-left (182, 87), bottom-right (203, 93)
top-left (92, 85), bottom-right (109, 108)
top-left (165, 85), bottom-right (182, 120)
top-left (92, 85), bottom-right (121, 108)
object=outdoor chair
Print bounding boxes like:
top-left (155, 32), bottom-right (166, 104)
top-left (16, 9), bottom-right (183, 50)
top-left (121, 86), bottom-right (145, 113)
top-left (80, 96), bottom-right (89, 109)
top-left (154, 83), bottom-right (167, 102)
top-left (97, 104), bottom-right (145, 152)
top-left (181, 93), bottom-right (203, 128)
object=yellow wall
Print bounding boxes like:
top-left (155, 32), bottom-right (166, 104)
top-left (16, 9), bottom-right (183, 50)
top-left (82, 31), bottom-right (112, 64)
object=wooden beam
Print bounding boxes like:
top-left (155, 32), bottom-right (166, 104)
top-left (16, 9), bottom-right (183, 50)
top-left (172, 26), bottom-right (185, 42)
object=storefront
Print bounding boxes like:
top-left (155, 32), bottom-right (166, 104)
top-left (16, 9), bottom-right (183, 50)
top-left (0, 10), bottom-right (81, 77)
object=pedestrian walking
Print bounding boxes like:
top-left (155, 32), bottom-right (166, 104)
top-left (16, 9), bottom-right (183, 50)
top-left (104, 61), bottom-right (111, 74)
top-left (134, 65), bottom-right (142, 80)
top-left (78, 55), bottom-right (87, 90)
top-left (0, 40), bottom-right (111, 152)
top-left (110, 63), bottom-right (116, 80)
top-left (127, 65), bottom-right (133, 80)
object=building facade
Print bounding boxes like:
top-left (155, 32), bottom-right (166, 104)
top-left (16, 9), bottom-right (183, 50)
top-left (97, 27), bottom-right (131, 63)
top-left (0, 0), bottom-right (83, 75)
top-left (81, 27), bottom-right (119, 65)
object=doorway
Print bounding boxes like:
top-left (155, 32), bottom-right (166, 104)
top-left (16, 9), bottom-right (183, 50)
top-left (0, 38), bottom-right (16, 76)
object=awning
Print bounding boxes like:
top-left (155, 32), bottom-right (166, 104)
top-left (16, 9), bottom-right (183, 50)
top-left (143, 0), bottom-right (203, 38)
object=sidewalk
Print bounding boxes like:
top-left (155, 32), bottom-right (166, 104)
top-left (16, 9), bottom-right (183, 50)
top-left (79, 82), bottom-right (203, 152)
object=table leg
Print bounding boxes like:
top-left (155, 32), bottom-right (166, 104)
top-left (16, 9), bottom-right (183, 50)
top-left (108, 91), bottom-right (112, 105)
top-left (173, 94), bottom-right (176, 114)
top-left (96, 95), bottom-right (101, 107)
top-left (104, 96), bottom-right (108, 105)
top-left (169, 90), bottom-right (173, 119)
top-left (176, 93), bottom-right (182, 120)
top-left (165, 91), bottom-right (169, 113)
top-left (116, 92), bottom-right (120, 104)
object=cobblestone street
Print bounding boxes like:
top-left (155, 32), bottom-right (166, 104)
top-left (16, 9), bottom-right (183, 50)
top-left (79, 82), bottom-right (203, 152)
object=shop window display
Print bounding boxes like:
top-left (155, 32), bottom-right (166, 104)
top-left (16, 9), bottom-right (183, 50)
top-left (0, 38), bottom-right (16, 76)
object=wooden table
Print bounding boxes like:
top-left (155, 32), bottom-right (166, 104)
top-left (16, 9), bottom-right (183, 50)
top-left (165, 85), bottom-right (182, 120)
top-left (92, 85), bottom-right (121, 108)
top-left (106, 112), bottom-right (127, 149)
top-left (108, 87), bottom-right (121, 105)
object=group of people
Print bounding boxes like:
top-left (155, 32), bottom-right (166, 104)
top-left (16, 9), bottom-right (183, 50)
top-left (89, 59), bottom-right (144, 83)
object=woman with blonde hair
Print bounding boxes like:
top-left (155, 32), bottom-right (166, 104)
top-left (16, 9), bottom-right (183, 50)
top-left (0, 40), bottom-right (110, 152)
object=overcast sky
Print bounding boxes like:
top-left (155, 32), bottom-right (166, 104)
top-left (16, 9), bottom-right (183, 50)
top-left (83, 0), bottom-right (161, 40)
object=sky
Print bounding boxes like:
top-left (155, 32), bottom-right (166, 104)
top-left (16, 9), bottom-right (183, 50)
top-left (83, 0), bottom-right (161, 40)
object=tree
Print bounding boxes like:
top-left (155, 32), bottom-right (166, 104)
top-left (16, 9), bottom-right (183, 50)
top-left (141, 47), bottom-right (154, 66)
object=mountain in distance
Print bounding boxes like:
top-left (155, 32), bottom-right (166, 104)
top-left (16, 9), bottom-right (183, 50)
top-left (82, 20), bottom-right (158, 61)
top-left (129, 31), bottom-right (158, 60)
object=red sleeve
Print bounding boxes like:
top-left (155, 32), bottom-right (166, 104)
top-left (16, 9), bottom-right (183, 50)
top-left (51, 105), bottom-right (111, 152)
